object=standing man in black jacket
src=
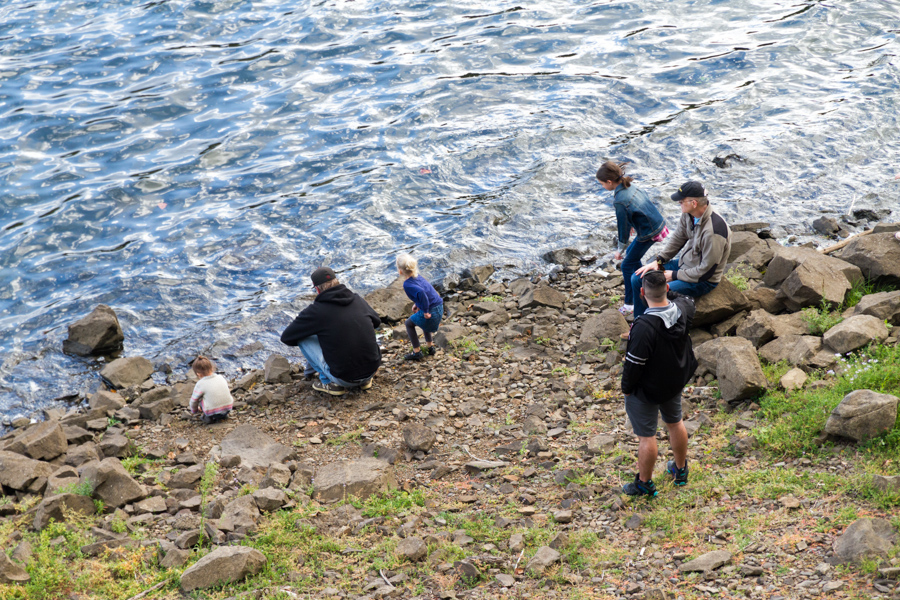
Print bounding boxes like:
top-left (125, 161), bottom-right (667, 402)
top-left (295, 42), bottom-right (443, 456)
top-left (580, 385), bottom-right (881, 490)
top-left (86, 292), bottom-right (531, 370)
top-left (280, 267), bottom-right (382, 396)
top-left (620, 270), bottom-right (698, 497)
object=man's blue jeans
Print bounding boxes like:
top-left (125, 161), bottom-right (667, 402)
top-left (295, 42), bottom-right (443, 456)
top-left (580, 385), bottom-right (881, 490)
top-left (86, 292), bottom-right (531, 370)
top-left (631, 259), bottom-right (718, 318)
top-left (296, 335), bottom-right (360, 387)
top-left (621, 238), bottom-right (656, 306)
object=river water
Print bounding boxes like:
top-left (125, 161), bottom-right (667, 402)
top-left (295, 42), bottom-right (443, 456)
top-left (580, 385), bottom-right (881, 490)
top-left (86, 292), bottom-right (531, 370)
top-left (1, 0), bottom-right (898, 422)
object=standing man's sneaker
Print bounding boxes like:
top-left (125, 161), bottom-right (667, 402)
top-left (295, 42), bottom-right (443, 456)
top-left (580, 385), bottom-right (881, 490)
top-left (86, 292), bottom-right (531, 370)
top-left (359, 377), bottom-right (374, 390)
top-left (404, 350), bottom-right (424, 361)
top-left (667, 460), bottom-right (689, 486)
top-left (622, 474), bottom-right (657, 497)
top-left (312, 381), bottom-right (347, 396)
top-left (422, 346), bottom-right (438, 357)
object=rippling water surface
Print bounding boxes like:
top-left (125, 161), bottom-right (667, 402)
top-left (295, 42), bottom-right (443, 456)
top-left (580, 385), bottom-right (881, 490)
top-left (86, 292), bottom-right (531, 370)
top-left (1, 0), bottom-right (899, 420)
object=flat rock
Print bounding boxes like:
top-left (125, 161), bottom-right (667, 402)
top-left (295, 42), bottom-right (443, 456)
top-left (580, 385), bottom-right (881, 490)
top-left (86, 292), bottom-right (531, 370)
top-left (464, 460), bottom-right (506, 474)
top-left (88, 390), bottom-right (126, 412)
top-left (63, 304), bottom-right (124, 356)
top-left (679, 550), bottom-right (732, 573)
top-left (80, 457), bottom-right (145, 508)
top-left (252, 488), bottom-right (288, 511)
top-left (822, 314), bottom-right (889, 354)
top-left (0, 552), bottom-right (30, 584)
top-left (824, 389), bottom-right (899, 441)
top-left (577, 309), bottom-right (628, 351)
top-left (519, 285), bottom-right (566, 311)
top-left (852, 290), bottom-right (900, 325)
top-left (526, 546), bottom-right (561, 575)
top-left (180, 546), bottom-right (267, 592)
top-left (313, 458), bottom-right (396, 503)
top-left (832, 518), bottom-right (898, 564)
top-left (780, 367), bottom-right (808, 392)
top-left (586, 434), bottom-right (616, 454)
top-left (364, 277), bottom-right (413, 322)
top-left (219, 425), bottom-right (292, 469)
top-left (218, 495), bottom-right (260, 531)
top-left (872, 475), bottom-right (900, 494)
top-left (100, 357), bottom-right (154, 389)
top-left (715, 337), bottom-right (767, 403)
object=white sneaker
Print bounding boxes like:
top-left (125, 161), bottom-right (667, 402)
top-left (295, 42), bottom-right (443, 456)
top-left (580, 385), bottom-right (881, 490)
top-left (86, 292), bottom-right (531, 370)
top-left (618, 304), bottom-right (634, 315)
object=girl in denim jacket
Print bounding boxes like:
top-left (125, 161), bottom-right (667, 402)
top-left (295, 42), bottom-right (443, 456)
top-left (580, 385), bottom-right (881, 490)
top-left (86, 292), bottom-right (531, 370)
top-left (596, 161), bottom-right (668, 315)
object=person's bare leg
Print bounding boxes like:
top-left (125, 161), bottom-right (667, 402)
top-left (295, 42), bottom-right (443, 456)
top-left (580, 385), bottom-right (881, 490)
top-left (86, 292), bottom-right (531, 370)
top-left (666, 420), bottom-right (688, 468)
top-left (637, 435), bottom-right (658, 482)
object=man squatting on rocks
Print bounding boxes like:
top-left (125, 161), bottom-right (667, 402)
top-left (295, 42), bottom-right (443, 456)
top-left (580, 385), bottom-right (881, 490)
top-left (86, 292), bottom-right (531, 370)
top-left (189, 356), bottom-right (234, 424)
top-left (633, 181), bottom-right (732, 319)
top-left (280, 267), bottom-right (382, 396)
top-left (621, 270), bottom-right (699, 497)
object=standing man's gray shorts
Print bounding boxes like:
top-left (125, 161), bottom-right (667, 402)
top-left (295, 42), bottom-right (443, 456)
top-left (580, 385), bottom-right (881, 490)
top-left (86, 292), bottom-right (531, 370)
top-left (625, 392), bottom-right (683, 438)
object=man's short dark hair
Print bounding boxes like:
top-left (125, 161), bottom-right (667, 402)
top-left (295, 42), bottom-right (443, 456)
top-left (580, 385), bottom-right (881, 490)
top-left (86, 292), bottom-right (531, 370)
top-left (642, 270), bottom-right (668, 302)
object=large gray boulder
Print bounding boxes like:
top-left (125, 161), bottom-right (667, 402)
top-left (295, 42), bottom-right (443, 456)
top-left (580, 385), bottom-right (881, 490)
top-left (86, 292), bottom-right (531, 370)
top-left (758, 335), bottom-right (822, 366)
top-left (779, 259), bottom-right (853, 310)
top-left (694, 337), bottom-right (751, 377)
top-left (852, 290), bottom-right (900, 325)
top-left (80, 458), bottom-right (145, 507)
top-left (62, 304), bottom-right (124, 356)
top-left (764, 247), bottom-right (862, 289)
top-left (693, 280), bottom-right (751, 327)
top-left (217, 495), bottom-right (261, 531)
top-left (577, 309), bottom-right (628, 351)
top-left (138, 398), bottom-right (174, 421)
top-left (519, 285), bottom-right (566, 310)
top-left (33, 493), bottom-right (96, 530)
top-left (745, 285), bottom-right (785, 314)
top-left (735, 309), bottom-right (775, 347)
top-left (88, 390), bottom-right (126, 412)
top-left (822, 315), bottom-right (889, 354)
top-left (19, 420), bottom-right (68, 461)
top-left (832, 518), bottom-right (898, 564)
top-left (180, 546), bottom-right (267, 592)
top-left (824, 390), bottom-right (899, 442)
top-left (839, 232), bottom-right (900, 286)
top-left (770, 312), bottom-right (808, 338)
top-left (313, 458), bottom-right (396, 503)
top-left (218, 425), bottom-right (292, 469)
top-left (716, 338), bottom-right (768, 403)
top-left (264, 354), bottom-right (292, 384)
top-left (364, 277), bottom-right (413, 323)
top-left (728, 232), bottom-right (768, 263)
top-left (732, 238), bottom-right (781, 270)
top-left (403, 424), bottom-right (436, 452)
top-left (100, 357), bottom-right (153, 389)
top-left (0, 450), bottom-right (54, 491)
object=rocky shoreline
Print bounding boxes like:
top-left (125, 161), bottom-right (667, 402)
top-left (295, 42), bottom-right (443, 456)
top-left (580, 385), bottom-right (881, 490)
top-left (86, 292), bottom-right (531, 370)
top-left (2, 225), bottom-right (900, 599)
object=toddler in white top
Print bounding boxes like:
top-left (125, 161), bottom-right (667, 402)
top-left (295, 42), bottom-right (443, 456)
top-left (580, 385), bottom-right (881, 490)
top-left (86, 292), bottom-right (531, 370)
top-left (189, 356), bottom-right (233, 424)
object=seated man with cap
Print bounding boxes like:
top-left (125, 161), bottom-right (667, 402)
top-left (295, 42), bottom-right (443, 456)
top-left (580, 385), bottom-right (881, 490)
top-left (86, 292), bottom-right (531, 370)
top-left (632, 181), bottom-right (732, 320)
top-left (280, 267), bottom-right (382, 396)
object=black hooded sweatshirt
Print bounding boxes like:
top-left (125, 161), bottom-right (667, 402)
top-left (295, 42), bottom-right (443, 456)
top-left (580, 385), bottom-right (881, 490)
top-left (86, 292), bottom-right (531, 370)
top-left (621, 292), bottom-right (698, 404)
top-left (280, 284), bottom-right (382, 382)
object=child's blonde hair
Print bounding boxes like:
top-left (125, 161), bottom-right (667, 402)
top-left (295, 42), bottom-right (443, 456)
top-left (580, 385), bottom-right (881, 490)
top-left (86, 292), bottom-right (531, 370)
top-left (396, 253), bottom-right (419, 277)
top-left (193, 356), bottom-right (214, 376)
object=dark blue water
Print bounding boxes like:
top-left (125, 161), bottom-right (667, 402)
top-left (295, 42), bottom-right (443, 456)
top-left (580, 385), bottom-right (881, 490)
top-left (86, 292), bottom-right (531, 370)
top-left (1, 0), bottom-right (899, 422)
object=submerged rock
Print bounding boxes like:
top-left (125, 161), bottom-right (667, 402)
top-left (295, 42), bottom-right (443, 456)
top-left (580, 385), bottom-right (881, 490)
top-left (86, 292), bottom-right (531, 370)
top-left (63, 304), bottom-right (124, 356)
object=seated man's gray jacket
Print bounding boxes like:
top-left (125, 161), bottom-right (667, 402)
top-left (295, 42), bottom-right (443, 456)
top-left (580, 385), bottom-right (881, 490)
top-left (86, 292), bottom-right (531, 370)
top-left (656, 203), bottom-right (732, 284)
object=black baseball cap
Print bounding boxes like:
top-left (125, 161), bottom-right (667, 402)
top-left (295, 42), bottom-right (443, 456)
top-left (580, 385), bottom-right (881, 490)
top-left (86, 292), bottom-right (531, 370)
top-left (311, 267), bottom-right (336, 287)
top-left (671, 181), bottom-right (706, 201)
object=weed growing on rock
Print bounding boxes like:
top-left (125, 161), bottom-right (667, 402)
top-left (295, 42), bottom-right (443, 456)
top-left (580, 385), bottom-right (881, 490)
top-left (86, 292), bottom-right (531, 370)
top-left (725, 272), bottom-right (750, 291)
top-left (801, 299), bottom-right (843, 335)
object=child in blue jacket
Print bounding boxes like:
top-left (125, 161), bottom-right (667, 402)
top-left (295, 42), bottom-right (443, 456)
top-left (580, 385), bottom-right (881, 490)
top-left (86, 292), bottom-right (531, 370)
top-left (397, 253), bottom-right (444, 361)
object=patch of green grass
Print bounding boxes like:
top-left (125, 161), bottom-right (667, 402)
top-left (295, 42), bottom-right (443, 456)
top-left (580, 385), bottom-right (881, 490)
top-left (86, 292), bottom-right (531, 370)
top-left (726, 272), bottom-right (750, 291)
top-left (534, 336), bottom-right (552, 346)
top-left (761, 360), bottom-right (793, 385)
top-left (325, 428), bottom-right (364, 447)
top-left (451, 337), bottom-right (481, 358)
top-left (56, 480), bottom-right (94, 497)
top-left (801, 299), bottom-right (843, 335)
top-left (551, 366), bottom-right (574, 377)
top-left (843, 279), bottom-right (897, 310)
top-left (351, 489), bottom-right (426, 518)
top-left (755, 343), bottom-right (900, 459)
top-left (480, 295), bottom-right (503, 303)
top-left (120, 455), bottom-right (164, 477)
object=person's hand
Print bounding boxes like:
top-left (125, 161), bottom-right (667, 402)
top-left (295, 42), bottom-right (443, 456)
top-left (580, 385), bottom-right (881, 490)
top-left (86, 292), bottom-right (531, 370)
top-left (613, 251), bottom-right (623, 261)
top-left (424, 313), bottom-right (432, 319)
top-left (664, 270), bottom-right (674, 282)
top-left (634, 262), bottom-right (659, 277)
